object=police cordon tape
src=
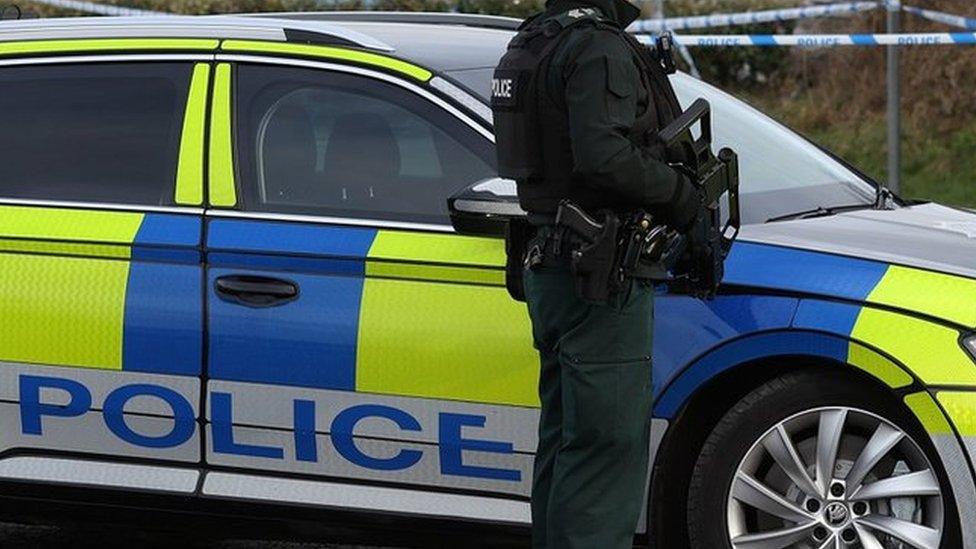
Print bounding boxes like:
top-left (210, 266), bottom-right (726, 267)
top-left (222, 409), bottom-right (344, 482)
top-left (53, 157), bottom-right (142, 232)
top-left (628, 1), bottom-right (972, 34)
top-left (629, 1), bottom-right (880, 33)
top-left (903, 5), bottom-right (976, 31)
top-left (34, 0), bottom-right (976, 33)
top-left (22, 0), bottom-right (976, 49)
top-left (636, 31), bottom-right (976, 47)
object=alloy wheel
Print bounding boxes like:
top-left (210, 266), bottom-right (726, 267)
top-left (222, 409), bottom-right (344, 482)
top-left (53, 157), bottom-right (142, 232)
top-left (727, 406), bottom-right (945, 549)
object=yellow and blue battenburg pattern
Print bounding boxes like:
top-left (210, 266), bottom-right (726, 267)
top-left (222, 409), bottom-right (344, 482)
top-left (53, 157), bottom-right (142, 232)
top-left (655, 242), bottom-right (976, 435)
top-left (205, 219), bottom-right (538, 407)
top-left (200, 224), bottom-right (976, 445)
top-left (19, 209), bottom-right (969, 418)
top-left (0, 35), bottom-right (971, 438)
top-left (0, 205), bottom-right (203, 376)
top-left (0, 42), bottom-right (214, 374)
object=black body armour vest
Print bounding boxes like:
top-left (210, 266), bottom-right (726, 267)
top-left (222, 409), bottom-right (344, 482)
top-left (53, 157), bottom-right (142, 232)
top-left (492, 8), bottom-right (683, 214)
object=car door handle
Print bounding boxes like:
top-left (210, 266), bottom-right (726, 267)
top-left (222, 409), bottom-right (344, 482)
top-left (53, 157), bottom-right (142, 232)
top-left (214, 275), bottom-right (299, 308)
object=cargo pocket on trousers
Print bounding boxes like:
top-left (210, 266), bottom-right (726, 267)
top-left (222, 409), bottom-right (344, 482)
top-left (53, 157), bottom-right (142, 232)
top-left (556, 279), bottom-right (654, 365)
top-left (564, 355), bottom-right (652, 445)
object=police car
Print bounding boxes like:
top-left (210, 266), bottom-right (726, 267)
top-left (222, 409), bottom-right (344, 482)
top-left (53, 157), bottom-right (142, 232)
top-left (0, 11), bottom-right (972, 549)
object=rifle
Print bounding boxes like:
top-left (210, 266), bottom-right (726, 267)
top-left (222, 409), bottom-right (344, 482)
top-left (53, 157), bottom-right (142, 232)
top-left (659, 98), bottom-right (741, 298)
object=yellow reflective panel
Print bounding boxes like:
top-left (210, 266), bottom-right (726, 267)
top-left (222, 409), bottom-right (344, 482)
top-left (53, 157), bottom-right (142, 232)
top-left (0, 205), bottom-right (143, 245)
top-left (905, 392), bottom-right (955, 436)
top-left (366, 231), bottom-right (505, 285)
top-left (0, 239), bottom-right (130, 259)
top-left (367, 262), bottom-right (502, 286)
top-left (847, 342), bottom-right (914, 389)
top-left (0, 207), bottom-right (142, 369)
top-left (851, 307), bottom-right (976, 386)
top-left (0, 39), bottom-right (218, 57)
top-left (0, 206), bottom-right (145, 369)
top-left (936, 392), bottom-right (976, 437)
top-left (867, 265), bottom-right (976, 328)
top-left (357, 278), bottom-right (538, 407)
top-left (175, 63), bottom-right (211, 206)
top-left (220, 40), bottom-right (434, 82)
top-left (0, 253), bottom-right (129, 370)
top-left (208, 63), bottom-right (237, 207)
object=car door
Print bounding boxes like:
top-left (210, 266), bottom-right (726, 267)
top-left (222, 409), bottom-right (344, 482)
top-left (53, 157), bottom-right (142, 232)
top-left (201, 57), bottom-right (539, 511)
top-left (0, 58), bottom-right (208, 478)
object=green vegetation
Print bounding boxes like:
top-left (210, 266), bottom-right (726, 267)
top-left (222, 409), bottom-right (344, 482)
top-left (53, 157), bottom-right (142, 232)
top-left (744, 84), bottom-right (976, 207)
top-left (804, 118), bottom-right (976, 208)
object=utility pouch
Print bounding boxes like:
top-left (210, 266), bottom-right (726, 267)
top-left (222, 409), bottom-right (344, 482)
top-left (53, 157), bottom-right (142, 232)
top-left (556, 201), bottom-right (622, 305)
top-left (505, 218), bottom-right (532, 302)
top-left (619, 211), bottom-right (672, 281)
top-left (492, 65), bottom-right (539, 181)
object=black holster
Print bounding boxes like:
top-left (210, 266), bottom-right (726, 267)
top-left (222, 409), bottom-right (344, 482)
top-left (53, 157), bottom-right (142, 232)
top-left (505, 218), bottom-right (531, 302)
top-left (569, 214), bottom-right (621, 304)
top-left (553, 202), bottom-right (623, 305)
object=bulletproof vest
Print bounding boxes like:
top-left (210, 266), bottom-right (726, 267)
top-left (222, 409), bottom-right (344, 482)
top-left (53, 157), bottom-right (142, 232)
top-left (492, 8), bottom-right (684, 213)
top-left (492, 8), bottom-right (611, 181)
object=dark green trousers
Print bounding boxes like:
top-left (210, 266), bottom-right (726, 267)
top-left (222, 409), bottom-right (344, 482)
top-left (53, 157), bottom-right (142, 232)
top-left (524, 251), bottom-right (654, 549)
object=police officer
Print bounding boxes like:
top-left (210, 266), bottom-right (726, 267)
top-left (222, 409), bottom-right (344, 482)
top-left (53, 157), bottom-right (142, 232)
top-left (491, 0), bottom-right (700, 547)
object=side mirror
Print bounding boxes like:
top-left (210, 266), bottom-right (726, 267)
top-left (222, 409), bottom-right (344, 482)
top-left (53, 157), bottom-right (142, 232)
top-left (448, 177), bottom-right (525, 237)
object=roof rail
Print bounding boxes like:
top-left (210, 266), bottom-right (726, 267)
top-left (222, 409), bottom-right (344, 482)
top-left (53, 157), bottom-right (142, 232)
top-left (245, 11), bottom-right (523, 31)
top-left (0, 15), bottom-right (395, 51)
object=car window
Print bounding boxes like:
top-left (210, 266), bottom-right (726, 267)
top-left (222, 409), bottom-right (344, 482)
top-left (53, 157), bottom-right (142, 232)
top-left (445, 67), bottom-right (495, 100)
top-left (0, 63), bottom-right (191, 206)
top-left (671, 73), bottom-right (877, 224)
top-left (235, 64), bottom-right (496, 225)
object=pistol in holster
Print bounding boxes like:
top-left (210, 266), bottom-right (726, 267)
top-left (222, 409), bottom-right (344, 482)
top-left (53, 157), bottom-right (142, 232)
top-left (554, 201), bottom-right (620, 304)
top-left (555, 201), bottom-right (672, 305)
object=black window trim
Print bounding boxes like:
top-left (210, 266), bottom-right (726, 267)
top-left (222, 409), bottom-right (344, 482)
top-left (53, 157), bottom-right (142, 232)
top-left (0, 53), bottom-right (214, 214)
top-left (215, 54), bottom-right (496, 228)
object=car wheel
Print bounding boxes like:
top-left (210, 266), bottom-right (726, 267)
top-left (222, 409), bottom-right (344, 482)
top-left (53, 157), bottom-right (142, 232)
top-left (687, 370), bottom-right (952, 549)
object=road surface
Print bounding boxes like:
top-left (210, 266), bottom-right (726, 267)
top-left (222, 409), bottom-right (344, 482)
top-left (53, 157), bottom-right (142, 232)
top-left (0, 522), bottom-right (393, 549)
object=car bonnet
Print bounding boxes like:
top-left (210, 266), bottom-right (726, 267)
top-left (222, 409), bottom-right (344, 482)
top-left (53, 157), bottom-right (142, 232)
top-left (727, 202), bottom-right (976, 329)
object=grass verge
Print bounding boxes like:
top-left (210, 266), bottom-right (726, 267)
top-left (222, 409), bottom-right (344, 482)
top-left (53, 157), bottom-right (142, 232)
top-left (748, 94), bottom-right (976, 209)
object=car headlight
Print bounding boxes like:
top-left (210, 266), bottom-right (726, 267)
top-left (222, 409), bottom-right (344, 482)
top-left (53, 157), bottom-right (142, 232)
top-left (961, 333), bottom-right (976, 361)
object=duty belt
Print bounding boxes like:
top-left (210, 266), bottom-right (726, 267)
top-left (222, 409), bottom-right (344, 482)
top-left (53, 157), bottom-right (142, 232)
top-left (525, 202), bottom-right (675, 304)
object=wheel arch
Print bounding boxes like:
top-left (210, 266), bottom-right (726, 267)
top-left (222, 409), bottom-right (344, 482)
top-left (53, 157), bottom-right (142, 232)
top-left (647, 330), bottom-right (976, 547)
top-left (653, 329), bottom-right (917, 419)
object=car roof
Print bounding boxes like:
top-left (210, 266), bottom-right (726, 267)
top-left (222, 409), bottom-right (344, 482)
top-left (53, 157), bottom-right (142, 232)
top-left (246, 11), bottom-right (521, 31)
top-left (0, 13), bottom-right (514, 98)
top-left (0, 15), bottom-right (396, 51)
top-left (0, 13), bottom-right (516, 73)
top-left (244, 12), bottom-right (517, 72)
top-left (284, 20), bottom-right (514, 73)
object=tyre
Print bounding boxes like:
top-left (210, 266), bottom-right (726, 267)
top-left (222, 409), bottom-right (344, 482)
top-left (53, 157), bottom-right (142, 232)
top-left (687, 370), bottom-right (955, 549)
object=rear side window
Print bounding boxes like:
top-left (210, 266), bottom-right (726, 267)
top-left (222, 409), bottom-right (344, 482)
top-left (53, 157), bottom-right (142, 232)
top-left (235, 64), bottom-right (495, 225)
top-left (0, 63), bottom-right (192, 206)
